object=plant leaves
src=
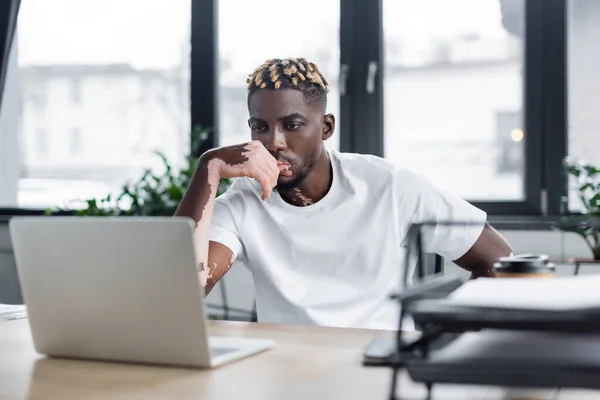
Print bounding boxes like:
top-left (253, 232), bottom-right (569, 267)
top-left (45, 125), bottom-right (231, 217)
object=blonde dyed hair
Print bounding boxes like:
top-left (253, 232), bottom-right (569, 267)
top-left (246, 57), bottom-right (329, 106)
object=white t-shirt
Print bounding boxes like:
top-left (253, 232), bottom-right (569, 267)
top-left (210, 150), bottom-right (486, 330)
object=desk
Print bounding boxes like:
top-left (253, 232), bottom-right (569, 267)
top-left (555, 258), bottom-right (600, 276)
top-left (1, 319), bottom-right (600, 400)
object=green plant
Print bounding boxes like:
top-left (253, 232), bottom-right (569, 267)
top-left (46, 126), bottom-right (231, 217)
top-left (556, 157), bottom-right (600, 260)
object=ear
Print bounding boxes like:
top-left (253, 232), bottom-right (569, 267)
top-left (322, 113), bottom-right (335, 141)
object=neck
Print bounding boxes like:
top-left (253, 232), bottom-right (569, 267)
top-left (279, 148), bottom-right (332, 207)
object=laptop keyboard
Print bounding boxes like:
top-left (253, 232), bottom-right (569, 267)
top-left (210, 347), bottom-right (237, 358)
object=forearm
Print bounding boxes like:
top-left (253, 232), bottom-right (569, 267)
top-left (455, 223), bottom-right (513, 279)
top-left (174, 157), bottom-right (222, 287)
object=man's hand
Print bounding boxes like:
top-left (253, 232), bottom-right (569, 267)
top-left (202, 140), bottom-right (292, 200)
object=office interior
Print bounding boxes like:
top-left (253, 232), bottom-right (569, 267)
top-left (6, 1), bottom-right (600, 398)
top-left (0, 0), bottom-right (596, 317)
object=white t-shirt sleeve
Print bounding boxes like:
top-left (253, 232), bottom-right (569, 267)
top-left (209, 193), bottom-right (245, 262)
top-left (397, 170), bottom-right (487, 261)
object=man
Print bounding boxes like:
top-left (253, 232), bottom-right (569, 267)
top-left (175, 57), bottom-right (513, 330)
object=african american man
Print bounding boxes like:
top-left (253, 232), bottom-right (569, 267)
top-left (175, 57), bottom-right (513, 330)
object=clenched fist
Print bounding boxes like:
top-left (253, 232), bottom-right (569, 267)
top-left (202, 140), bottom-right (292, 200)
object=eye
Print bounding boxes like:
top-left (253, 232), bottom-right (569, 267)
top-left (251, 125), bottom-right (267, 133)
top-left (285, 122), bottom-right (302, 131)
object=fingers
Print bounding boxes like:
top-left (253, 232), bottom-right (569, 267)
top-left (265, 155), bottom-right (280, 177)
top-left (261, 153), bottom-right (280, 186)
top-left (254, 144), bottom-right (279, 194)
top-left (251, 167), bottom-right (272, 200)
top-left (258, 163), bottom-right (278, 192)
top-left (254, 162), bottom-right (276, 198)
top-left (246, 141), bottom-right (286, 200)
top-left (256, 144), bottom-right (293, 179)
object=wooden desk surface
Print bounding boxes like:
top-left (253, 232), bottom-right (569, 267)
top-left (2, 319), bottom-right (600, 400)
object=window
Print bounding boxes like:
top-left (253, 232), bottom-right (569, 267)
top-left (69, 128), bottom-right (82, 155)
top-left (568, 0), bottom-right (600, 211)
top-left (34, 128), bottom-right (47, 156)
top-left (217, 0), bottom-right (340, 151)
top-left (0, 0), bottom-right (570, 216)
top-left (0, 0), bottom-right (191, 209)
top-left (383, 0), bottom-right (525, 201)
top-left (69, 78), bottom-right (82, 105)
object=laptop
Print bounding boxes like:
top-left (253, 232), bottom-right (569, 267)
top-left (9, 216), bottom-right (274, 368)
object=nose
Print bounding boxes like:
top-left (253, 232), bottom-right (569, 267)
top-left (265, 127), bottom-right (287, 153)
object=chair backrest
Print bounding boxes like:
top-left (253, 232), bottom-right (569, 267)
top-left (413, 252), bottom-right (443, 280)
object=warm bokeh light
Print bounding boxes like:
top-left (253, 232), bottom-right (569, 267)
top-left (511, 129), bottom-right (524, 142)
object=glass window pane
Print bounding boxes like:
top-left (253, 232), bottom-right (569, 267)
top-left (0, 0), bottom-right (191, 209)
top-left (218, 0), bottom-right (340, 152)
top-left (383, 0), bottom-right (525, 201)
top-left (568, 0), bottom-right (600, 212)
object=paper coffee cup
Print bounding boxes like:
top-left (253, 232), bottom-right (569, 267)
top-left (493, 254), bottom-right (555, 278)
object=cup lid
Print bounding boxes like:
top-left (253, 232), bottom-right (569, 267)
top-left (497, 253), bottom-right (549, 264)
top-left (494, 253), bottom-right (554, 274)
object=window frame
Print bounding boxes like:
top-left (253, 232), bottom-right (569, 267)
top-left (340, 0), bottom-right (384, 156)
top-left (191, 0), bottom-right (218, 158)
top-left (345, 0), bottom-right (567, 217)
top-left (0, 0), bottom-right (570, 218)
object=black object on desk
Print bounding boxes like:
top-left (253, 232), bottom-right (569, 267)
top-left (410, 300), bottom-right (600, 334)
top-left (364, 220), bottom-right (600, 400)
top-left (406, 329), bottom-right (600, 390)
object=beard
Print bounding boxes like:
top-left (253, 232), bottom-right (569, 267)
top-left (274, 169), bottom-right (310, 192)
top-left (274, 154), bottom-right (319, 193)
top-left (272, 148), bottom-right (320, 193)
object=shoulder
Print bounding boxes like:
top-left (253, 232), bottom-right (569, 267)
top-left (332, 150), bottom-right (429, 190)
top-left (332, 151), bottom-right (467, 208)
top-left (332, 151), bottom-right (398, 183)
